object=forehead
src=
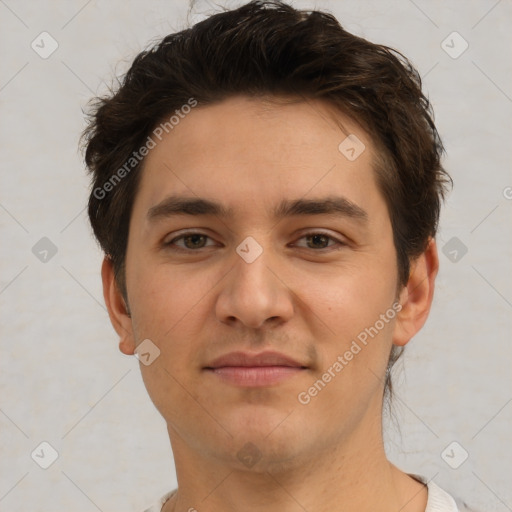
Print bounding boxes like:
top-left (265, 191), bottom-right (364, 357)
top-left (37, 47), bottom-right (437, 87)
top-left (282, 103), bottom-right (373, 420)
top-left (133, 96), bottom-right (384, 222)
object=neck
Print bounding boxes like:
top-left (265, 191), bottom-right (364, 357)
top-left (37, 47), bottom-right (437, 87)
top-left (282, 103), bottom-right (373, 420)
top-left (162, 402), bottom-right (427, 512)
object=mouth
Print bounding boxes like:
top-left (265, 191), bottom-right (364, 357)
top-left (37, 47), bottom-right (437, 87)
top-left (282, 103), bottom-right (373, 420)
top-left (203, 351), bottom-right (308, 387)
top-left (205, 365), bottom-right (306, 386)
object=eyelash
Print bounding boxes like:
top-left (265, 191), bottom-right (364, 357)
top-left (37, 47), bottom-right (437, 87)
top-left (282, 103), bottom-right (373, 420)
top-left (164, 231), bottom-right (346, 252)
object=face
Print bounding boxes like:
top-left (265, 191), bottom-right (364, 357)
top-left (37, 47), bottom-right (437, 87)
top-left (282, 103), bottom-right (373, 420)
top-left (108, 96), bottom-right (427, 471)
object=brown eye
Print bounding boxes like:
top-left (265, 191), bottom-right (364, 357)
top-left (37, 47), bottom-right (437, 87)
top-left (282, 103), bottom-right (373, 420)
top-left (182, 234), bottom-right (208, 249)
top-left (164, 232), bottom-right (216, 251)
top-left (305, 234), bottom-right (331, 249)
top-left (294, 232), bottom-right (344, 250)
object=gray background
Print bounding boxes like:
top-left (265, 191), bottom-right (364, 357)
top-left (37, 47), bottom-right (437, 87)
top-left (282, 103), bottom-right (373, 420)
top-left (0, 0), bottom-right (510, 510)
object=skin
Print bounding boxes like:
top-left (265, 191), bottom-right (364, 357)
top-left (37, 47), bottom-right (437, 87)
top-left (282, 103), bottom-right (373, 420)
top-left (102, 96), bottom-right (439, 512)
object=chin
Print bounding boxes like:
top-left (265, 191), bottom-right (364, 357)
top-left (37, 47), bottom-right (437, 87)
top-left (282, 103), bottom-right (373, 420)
top-left (229, 438), bottom-right (312, 475)
top-left (219, 413), bottom-right (310, 471)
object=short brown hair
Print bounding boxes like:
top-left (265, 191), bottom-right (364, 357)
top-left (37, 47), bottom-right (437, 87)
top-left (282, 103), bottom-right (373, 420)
top-left (82, 0), bottom-right (451, 405)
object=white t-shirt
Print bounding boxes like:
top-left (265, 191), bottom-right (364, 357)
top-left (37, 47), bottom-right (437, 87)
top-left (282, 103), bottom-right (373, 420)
top-left (143, 474), bottom-right (469, 512)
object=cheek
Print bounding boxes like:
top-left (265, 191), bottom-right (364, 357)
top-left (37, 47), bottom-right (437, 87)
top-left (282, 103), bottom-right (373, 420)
top-left (128, 266), bottom-right (213, 418)
top-left (127, 260), bottom-right (219, 375)
top-left (296, 255), bottom-right (398, 400)
top-left (303, 261), bottom-right (397, 337)
top-left (298, 270), bottom-right (398, 419)
top-left (128, 259), bottom-right (201, 332)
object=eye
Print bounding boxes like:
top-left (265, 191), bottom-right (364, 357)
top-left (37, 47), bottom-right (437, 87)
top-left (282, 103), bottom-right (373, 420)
top-left (164, 231), bottom-right (217, 250)
top-left (293, 232), bottom-right (346, 250)
top-left (163, 230), bottom-right (346, 252)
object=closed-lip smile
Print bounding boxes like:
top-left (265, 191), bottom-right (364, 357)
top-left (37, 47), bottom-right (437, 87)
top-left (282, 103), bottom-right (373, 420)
top-left (204, 351), bottom-right (308, 387)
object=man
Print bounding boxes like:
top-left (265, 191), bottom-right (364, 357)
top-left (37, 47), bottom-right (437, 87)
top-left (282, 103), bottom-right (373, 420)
top-left (83, 1), bottom-right (473, 510)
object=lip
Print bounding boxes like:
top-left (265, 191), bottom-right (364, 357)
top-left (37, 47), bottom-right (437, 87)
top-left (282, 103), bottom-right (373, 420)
top-left (204, 351), bottom-right (307, 387)
top-left (206, 351), bottom-right (305, 369)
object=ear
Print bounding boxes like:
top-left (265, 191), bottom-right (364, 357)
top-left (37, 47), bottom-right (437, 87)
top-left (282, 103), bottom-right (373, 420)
top-left (101, 257), bottom-right (135, 355)
top-left (393, 238), bottom-right (439, 347)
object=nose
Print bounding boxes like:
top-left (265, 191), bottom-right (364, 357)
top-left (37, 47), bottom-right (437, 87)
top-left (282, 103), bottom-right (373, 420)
top-left (215, 244), bottom-right (294, 329)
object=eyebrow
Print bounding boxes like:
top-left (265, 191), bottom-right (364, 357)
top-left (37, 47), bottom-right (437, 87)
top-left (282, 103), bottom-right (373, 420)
top-left (147, 195), bottom-right (368, 223)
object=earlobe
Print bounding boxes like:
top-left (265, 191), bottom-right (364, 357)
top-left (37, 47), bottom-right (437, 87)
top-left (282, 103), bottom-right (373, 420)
top-left (101, 257), bottom-right (136, 355)
top-left (393, 238), bottom-right (439, 347)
